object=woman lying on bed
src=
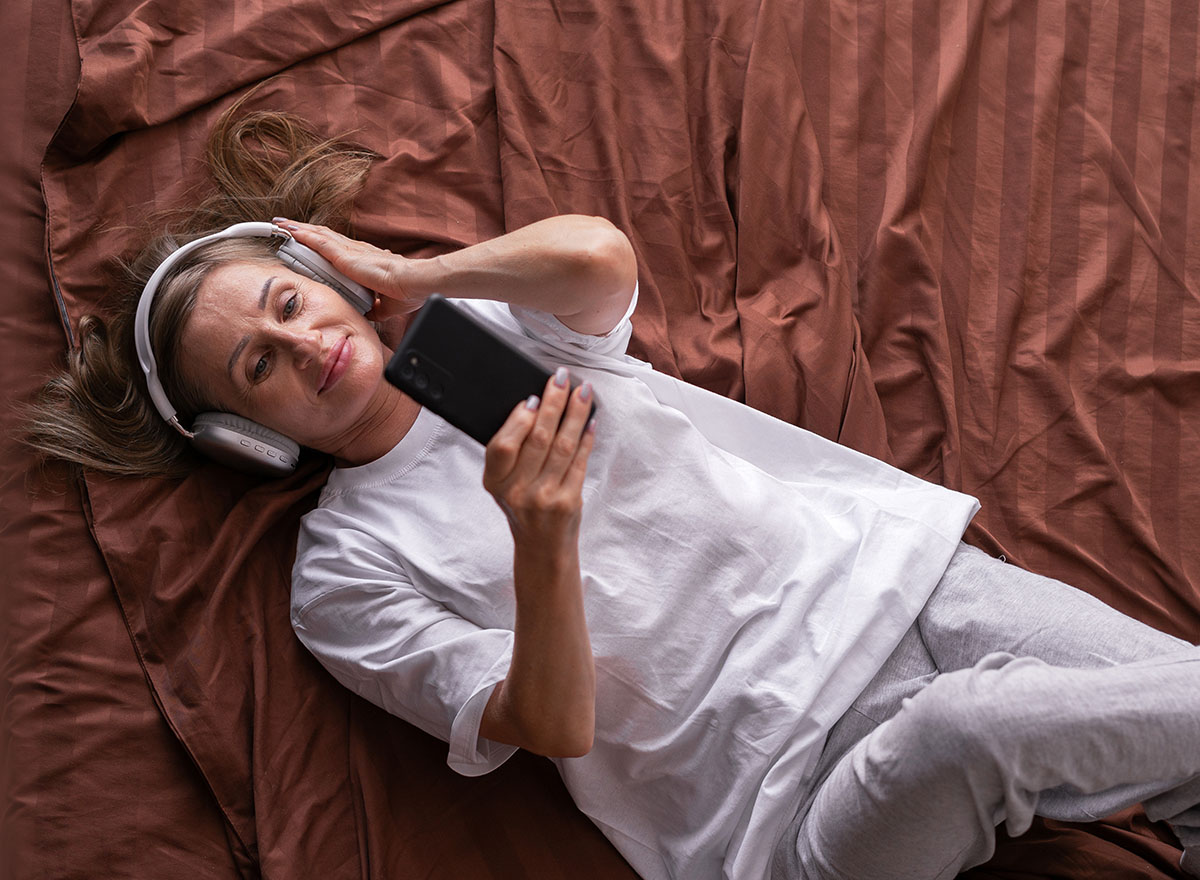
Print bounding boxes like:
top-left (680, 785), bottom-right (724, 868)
top-left (26, 110), bottom-right (1200, 880)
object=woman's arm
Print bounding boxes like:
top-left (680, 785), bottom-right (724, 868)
top-left (477, 369), bottom-right (597, 758)
top-left (273, 215), bottom-right (637, 338)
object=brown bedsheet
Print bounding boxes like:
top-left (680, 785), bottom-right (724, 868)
top-left (5, 0), bottom-right (1197, 878)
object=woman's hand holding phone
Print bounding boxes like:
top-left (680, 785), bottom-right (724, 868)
top-left (478, 367), bottom-right (598, 758)
top-left (482, 367), bottom-right (596, 549)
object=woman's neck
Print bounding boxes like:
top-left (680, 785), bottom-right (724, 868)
top-left (329, 385), bottom-right (422, 467)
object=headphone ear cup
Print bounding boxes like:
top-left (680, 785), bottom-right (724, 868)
top-left (276, 239), bottom-right (374, 314)
top-left (190, 412), bottom-right (300, 476)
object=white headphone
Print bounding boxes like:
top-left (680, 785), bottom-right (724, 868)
top-left (134, 221), bottom-right (374, 476)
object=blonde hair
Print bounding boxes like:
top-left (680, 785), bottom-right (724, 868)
top-left (23, 101), bottom-right (377, 478)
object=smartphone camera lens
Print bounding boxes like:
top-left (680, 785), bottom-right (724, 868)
top-left (414, 371), bottom-right (429, 391)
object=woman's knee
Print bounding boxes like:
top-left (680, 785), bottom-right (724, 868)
top-left (872, 654), bottom-right (1025, 784)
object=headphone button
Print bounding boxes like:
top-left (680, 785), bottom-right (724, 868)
top-left (240, 439), bottom-right (251, 448)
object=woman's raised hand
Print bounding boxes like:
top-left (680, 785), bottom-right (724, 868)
top-left (480, 367), bottom-right (598, 758)
top-left (272, 218), bottom-right (424, 322)
top-left (483, 368), bottom-right (596, 550)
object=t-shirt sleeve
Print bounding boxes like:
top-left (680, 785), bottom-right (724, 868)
top-left (291, 509), bottom-right (518, 776)
top-left (456, 283), bottom-right (639, 360)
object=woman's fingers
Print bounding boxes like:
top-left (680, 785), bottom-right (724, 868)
top-left (538, 379), bottom-right (594, 483)
top-left (511, 369), bottom-right (594, 475)
top-left (482, 369), bottom-right (596, 534)
top-left (272, 217), bottom-right (414, 304)
top-left (512, 368), bottom-right (572, 473)
top-left (484, 393), bottom-right (541, 489)
top-left (563, 411), bottom-right (596, 495)
top-left (273, 218), bottom-right (368, 268)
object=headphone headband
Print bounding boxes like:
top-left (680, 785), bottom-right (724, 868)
top-left (134, 221), bottom-right (286, 433)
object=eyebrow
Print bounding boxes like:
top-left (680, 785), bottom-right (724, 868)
top-left (227, 335), bottom-right (251, 379)
top-left (225, 276), bottom-right (278, 379)
top-left (258, 275), bottom-right (276, 310)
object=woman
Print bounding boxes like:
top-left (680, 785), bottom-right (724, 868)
top-left (26, 109), bottom-right (1200, 880)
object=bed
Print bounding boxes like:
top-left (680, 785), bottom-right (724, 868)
top-left (3, 0), bottom-right (1198, 877)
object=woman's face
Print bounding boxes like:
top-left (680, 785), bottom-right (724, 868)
top-left (180, 259), bottom-right (391, 453)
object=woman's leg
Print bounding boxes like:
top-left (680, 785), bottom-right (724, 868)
top-left (920, 543), bottom-right (1198, 822)
top-left (776, 543), bottom-right (1200, 880)
top-left (792, 648), bottom-right (1200, 879)
top-left (918, 543), bottom-right (1192, 673)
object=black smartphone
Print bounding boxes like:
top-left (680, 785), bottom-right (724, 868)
top-left (384, 294), bottom-right (596, 445)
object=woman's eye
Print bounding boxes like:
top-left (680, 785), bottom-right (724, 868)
top-left (253, 355), bottom-right (269, 380)
top-left (283, 294), bottom-right (299, 318)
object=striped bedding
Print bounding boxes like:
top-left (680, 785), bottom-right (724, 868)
top-left (5, 0), bottom-right (1197, 876)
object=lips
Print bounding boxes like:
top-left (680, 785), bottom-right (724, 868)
top-left (318, 336), bottom-right (351, 393)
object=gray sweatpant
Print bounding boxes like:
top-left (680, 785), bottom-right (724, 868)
top-left (772, 543), bottom-right (1200, 880)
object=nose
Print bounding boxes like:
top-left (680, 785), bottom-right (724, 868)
top-left (277, 327), bottom-right (322, 369)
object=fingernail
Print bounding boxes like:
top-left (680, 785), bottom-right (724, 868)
top-left (525, 395), bottom-right (540, 411)
top-left (579, 382), bottom-right (593, 402)
top-left (586, 417), bottom-right (597, 434)
top-left (554, 367), bottom-right (569, 388)
top-left (272, 216), bottom-right (298, 230)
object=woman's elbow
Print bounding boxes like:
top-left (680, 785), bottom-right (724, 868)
top-left (517, 700), bottom-right (595, 758)
top-left (538, 725), bottom-right (595, 759)
top-left (554, 216), bottom-right (637, 334)
top-left (578, 216), bottom-right (637, 297)
top-left (481, 683), bottom-right (595, 758)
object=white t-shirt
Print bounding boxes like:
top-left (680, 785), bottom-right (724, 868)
top-left (291, 296), bottom-right (979, 880)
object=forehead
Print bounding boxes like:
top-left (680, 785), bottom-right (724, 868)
top-left (197, 259), bottom-right (281, 309)
top-left (181, 260), bottom-right (280, 370)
